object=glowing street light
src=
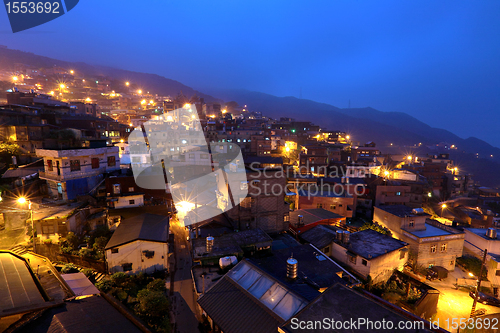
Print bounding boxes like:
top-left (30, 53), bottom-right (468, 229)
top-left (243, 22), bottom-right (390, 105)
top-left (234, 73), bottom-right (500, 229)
top-left (407, 155), bottom-right (412, 161)
top-left (49, 91), bottom-right (55, 96)
top-left (141, 99), bottom-right (146, 105)
top-left (184, 103), bottom-right (191, 109)
top-left (469, 272), bottom-right (474, 277)
top-left (85, 97), bottom-right (92, 103)
top-left (137, 89), bottom-right (142, 94)
top-left (125, 81), bottom-right (130, 86)
top-left (17, 197), bottom-right (26, 204)
top-left (442, 203), bottom-right (447, 209)
top-left (59, 83), bottom-right (65, 89)
top-left (384, 170), bottom-right (390, 177)
top-left (346, 135), bottom-right (350, 140)
top-left (12, 76), bottom-right (18, 82)
top-left (285, 146), bottom-right (290, 152)
top-left (70, 70), bottom-right (74, 74)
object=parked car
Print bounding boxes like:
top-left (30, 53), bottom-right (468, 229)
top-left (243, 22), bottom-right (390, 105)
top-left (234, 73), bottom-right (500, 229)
top-left (469, 290), bottom-right (500, 307)
top-left (426, 266), bottom-right (448, 281)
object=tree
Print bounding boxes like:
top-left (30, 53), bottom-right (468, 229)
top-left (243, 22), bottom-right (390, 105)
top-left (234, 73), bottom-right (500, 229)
top-left (134, 289), bottom-right (170, 322)
top-left (146, 279), bottom-right (166, 292)
top-left (0, 142), bottom-right (20, 166)
top-left (93, 236), bottom-right (108, 252)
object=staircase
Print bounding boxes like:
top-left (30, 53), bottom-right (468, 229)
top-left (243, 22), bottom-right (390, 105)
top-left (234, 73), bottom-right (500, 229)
top-left (9, 245), bottom-right (28, 256)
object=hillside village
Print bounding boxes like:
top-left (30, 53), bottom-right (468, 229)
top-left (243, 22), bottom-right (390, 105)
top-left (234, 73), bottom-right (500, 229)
top-left (1, 60), bottom-right (500, 332)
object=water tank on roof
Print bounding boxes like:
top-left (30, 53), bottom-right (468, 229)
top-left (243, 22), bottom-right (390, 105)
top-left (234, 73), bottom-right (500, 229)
top-left (336, 230), bottom-right (343, 243)
top-left (206, 236), bottom-right (214, 252)
top-left (287, 257), bottom-right (298, 280)
top-left (486, 228), bottom-right (497, 240)
top-left (342, 231), bottom-right (350, 244)
top-left (412, 208), bottom-right (424, 215)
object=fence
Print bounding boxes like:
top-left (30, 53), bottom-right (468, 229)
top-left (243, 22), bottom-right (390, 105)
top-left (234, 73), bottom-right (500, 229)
top-left (36, 243), bottom-right (107, 273)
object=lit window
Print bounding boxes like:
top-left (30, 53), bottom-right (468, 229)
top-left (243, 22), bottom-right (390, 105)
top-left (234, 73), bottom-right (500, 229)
top-left (441, 244), bottom-right (447, 252)
top-left (430, 245), bottom-right (437, 253)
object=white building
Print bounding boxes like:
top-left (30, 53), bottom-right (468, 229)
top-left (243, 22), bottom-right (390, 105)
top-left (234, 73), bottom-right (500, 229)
top-left (464, 228), bottom-right (500, 290)
top-left (37, 147), bottom-right (120, 201)
top-left (105, 213), bottom-right (170, 274)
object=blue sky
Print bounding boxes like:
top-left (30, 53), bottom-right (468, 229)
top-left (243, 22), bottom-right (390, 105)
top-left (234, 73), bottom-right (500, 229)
top-left (1, 0), bottom-right (499, 146)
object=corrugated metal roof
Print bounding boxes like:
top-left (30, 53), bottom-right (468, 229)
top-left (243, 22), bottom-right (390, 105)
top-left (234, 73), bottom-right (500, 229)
top-left (198, 275), bottom-right (283, 333)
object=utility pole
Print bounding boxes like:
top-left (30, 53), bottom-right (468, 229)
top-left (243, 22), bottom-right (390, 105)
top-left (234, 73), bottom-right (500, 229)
top-left (471, 249), bottom-right (488, 318)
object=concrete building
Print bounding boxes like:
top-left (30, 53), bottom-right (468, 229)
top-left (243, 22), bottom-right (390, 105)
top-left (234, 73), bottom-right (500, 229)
top-left (37, 147), bottom-right (120, 200)
top-left (105, 213), bottom-right (170, 274)
top-left (374, 205), bottom-right (464, 271)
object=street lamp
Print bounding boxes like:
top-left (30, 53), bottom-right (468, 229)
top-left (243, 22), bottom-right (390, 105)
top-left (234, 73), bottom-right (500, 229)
top-left (17, 197), bottom-right (35, 253)
top-left (125, 81), bottom-right (130, 86)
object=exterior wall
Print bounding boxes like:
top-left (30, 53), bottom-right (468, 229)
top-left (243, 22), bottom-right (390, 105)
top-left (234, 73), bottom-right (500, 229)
top-left (329, 241), bottom-right (408, 284)
top-left (113, 194), bottom-right (145, 209)
top-left (373, 207), bottom-right (427, 235)
top-left (375, 185), bottom-right (411, 206)
top-left (299, 195), bottom-right (356, 218)
top-left (401, 234), bottom-right (464, 271)
top-left (464, 230), bottom-right (500, 257)
top-left (106, 240), bottom-right (169, 274)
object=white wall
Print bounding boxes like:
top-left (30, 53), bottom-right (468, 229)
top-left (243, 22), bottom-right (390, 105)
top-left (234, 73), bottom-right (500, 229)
top-left (114, 194), bottom-right (145, 209)
top-left (106, 240), bottom-right (169, 274)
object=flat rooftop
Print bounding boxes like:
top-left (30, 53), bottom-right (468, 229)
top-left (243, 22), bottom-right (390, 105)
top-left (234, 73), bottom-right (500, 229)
top-left (300, 224), bottom-right (340, 249)
top-left (375, 205), bottom-right (431, 218)
top-left (349, 229), bottom-right (408, 259)
top-left (289, 209), bottom-right (344, 227)
top-left (0, 252), bottom-right (45, 312)
top-left (466, 228), bottom-right (500, 241)
top-left (408, 223), bottom-right (455, 238)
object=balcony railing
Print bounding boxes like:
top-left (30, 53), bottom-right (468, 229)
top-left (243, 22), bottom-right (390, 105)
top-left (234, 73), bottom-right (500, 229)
top-left (39, 168), bottom-right (107, 182)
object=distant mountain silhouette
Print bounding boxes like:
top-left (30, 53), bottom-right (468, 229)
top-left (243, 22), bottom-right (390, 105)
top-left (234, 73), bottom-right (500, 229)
top-left (0, 47), bottom-right (498, 187)
top-left (0, 47), bottom-right (219, 102)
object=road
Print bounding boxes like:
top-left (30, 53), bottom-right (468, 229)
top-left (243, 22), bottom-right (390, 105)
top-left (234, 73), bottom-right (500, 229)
top-left (170, 217), bottom-right (200, 333)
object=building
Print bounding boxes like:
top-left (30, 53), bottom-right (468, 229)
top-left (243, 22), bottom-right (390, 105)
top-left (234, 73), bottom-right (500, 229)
top-left (374, 205), bottom-right (464, 270)
top-left (297, 185), bottom-right (358, 218)
top-left (279, 283), bottom-right (434, 333)
top-left (329, 229), bottom-right (409, 284)
top-left (288, 208), bottom-right (347, 236)
top-left (464, 228), bottom-right (500, 292)
top-left (105, 213), bottom-right (170, 274)
top-left (37, 147), bottom-right (120, 200)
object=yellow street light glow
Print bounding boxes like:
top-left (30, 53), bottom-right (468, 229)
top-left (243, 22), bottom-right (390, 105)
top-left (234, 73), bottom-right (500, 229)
top-left (346, 135), bottom-right (350, 140)
top-left (141, 99), bottom-right (146, 105)
top-left (442, 203), bottom-right (447, 209)
top-left (59, 83), bottom-right (65, 89)
top-left (12, 76), bottom-right (18, 82)
top-left (17, 197), bottom-right (26, 204)
top-left (222, 109), bottom-right (227, 114)
top-left (191, 115), bottom-right (195, 119)
top-left (469, 272), bottom-right (474, 277)
top-left (176, 201), bottom-right (195, 214)
top-left (149, 99), bottom-right (154, 104)
top-left (384, 170), bottom-right (389, 177)
top-left (70, 70), bottom-right (74, 74)
top-left (120, 139), bottom-right (124, 143)
top-left (407, 155), bottom-right (412, 160)
top-left (184, 103), bottom-right (191, 108)
top-left (285, 147), bottom-right (290, 152)
top-left (428, 192), bottom-right (432, 197)
top-left (125, 82), bottom-right (130, 86)
top-left (129, 123), bottom-right (133, 127)
top-left (85, 97), bottom-right (92, 102)
top-left (82, 79), bottom-right (85, 82)
top-left (137, 89), bottom-right (142, 94)
top-left (49, 91), bottom-right (54, 95)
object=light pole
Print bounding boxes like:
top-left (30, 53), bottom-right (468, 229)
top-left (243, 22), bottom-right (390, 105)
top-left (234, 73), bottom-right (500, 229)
top-left (18, 197), bottom-right (35, 253)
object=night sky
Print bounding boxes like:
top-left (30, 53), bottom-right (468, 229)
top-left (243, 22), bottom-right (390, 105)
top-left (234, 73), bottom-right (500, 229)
top-left (1, 0), bottom-right (499, 146)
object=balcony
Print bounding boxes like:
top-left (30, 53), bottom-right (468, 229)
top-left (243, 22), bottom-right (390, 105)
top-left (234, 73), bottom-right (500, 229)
top-left (39, 168), bottom-right (106, 182)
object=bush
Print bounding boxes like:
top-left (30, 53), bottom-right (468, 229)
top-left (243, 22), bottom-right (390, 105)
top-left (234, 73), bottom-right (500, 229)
top-left (78, 248), bottom-right (94, 258)
top-left (61, 263), bottom-right (79, 274)
top-left (43, 239), bottom-right (53, 245)
top-left (147, 279), bottom-right (166, 292)
top-left (96, 278), bottom-right (113, 293)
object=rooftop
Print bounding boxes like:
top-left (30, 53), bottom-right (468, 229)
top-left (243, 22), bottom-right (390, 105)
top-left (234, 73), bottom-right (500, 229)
top-left (348, 229), bottom-right (408, 259)
top-left (249, 244), bottom-right (351, 300)
top-left (105, 213), bottom-right (169, 249)
top-left (280, 283), bottom-right (433, 333)
top-left (193, 228), bottom-right (272, 259)
top-left (465, 228), bottom-right (500, 241)
top-left (289, 209), bottom-right (344, 227)
top-left (407, 223), bottom-right (456, 238)
top-left (375, 205), bottom-right (431, 218)
top-left (300, 224), bottom-right (340, 249)
top-left (0, 252), bottom-right (46, 313)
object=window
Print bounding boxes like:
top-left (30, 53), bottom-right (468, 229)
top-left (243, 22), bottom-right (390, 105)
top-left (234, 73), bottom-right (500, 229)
top-left (113, 184), bottom-right (121, 195)
top-left (409, 220), bottom-right (414, 227)
top-left (396, 191), bottom-right (402, 196)
top-left (47, 160), bottom-right (53, 171)
top-left (348, 254), bottom-right (356, 264)
top-left (41, 223), bottom-right (55, 234)
top-left (128, 187), bottom-right (135, 192)
top-left (107, 156), bottom-right (116, 167)
top-left (129, 200), bottom-right (135, 205)
top-left (70, 160), bottom-right (81, 171)
top-left (430, 245), bottom-right (437, 253)
top-left (362, 259), bottom-right (367, 266)
top-left (284, 214), bottom-right (290, 222)
top-left (400, 251), bottom-right (406, 259)
top-left (316, 203), bottom-right (323, 209)
top-left (323, 246), bottom-right (330, 254)
top-left (441, 244), bottom-right (447, 252)
top-left (143, 250), bottom-right (155, 259)
top-left (330, 205), bottom-right (336, 210)
top-left (111, 248), bottom-right (119, 254)
top-left (496, 270), bottom-right (500, 277)
top-left (122, 263), bottom-right (133, 271)
top-left (91, 157), bottom-right (99, 169)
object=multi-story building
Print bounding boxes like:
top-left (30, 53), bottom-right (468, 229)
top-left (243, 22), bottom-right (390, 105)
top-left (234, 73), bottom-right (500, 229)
top-left (37, 146), bottom-right (120, 200)
top-left (373, 205), bottom-right (464, 271)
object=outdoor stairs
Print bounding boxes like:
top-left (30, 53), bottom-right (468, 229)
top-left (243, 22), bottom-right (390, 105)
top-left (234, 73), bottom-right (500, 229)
top-left (94, 272), bottom-right (106, 283)
top-left (9, 245), bottom-right (28, 256)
